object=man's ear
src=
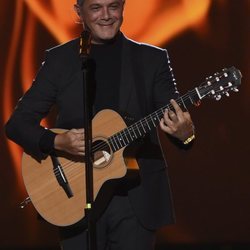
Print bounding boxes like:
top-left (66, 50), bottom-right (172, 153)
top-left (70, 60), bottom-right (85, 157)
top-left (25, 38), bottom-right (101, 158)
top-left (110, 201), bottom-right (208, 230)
top-left (74, 4), bottom-right (81, 17)
top-left (74, 4), bottom-right (84, 24)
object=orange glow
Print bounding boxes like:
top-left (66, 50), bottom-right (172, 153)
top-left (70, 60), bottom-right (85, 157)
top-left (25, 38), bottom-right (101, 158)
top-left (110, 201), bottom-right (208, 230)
top-left (24, 0), bottom-right (74, 42)
top-left (21, 11), bottom-right (36, 92)
top-left (3, 1), bottom-right (24, 180)
top-left (123, 0), bottom-right (211, 44)
top-left (3, 0), bottom-right (211, 196)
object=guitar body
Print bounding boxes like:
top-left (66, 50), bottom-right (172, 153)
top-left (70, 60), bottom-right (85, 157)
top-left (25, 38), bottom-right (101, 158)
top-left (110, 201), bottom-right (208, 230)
top-left (22, 110), bottom-right (137, 226)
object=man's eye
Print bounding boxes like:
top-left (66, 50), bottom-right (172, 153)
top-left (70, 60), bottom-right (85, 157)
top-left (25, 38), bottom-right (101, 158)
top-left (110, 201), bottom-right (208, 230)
top-left (91, 6), bottom-right (100, 11)
top-left (110, 4), bottom-right (119, 10)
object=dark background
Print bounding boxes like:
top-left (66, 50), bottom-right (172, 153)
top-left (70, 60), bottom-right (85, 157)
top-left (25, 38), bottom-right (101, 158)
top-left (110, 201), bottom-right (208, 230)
top-left (0, 0), bottom-right (249, 249)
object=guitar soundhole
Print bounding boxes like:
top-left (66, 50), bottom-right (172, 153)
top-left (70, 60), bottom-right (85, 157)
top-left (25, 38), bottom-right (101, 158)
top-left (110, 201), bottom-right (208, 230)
top-left (92, 138), bottom-right (112, 169)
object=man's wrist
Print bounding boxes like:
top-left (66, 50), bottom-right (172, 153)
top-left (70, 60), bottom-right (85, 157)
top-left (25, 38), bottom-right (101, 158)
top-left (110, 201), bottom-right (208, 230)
top-left (183, 134), bottom-right (195, 145)
top-left (39, 130), bottom-right (57, 154)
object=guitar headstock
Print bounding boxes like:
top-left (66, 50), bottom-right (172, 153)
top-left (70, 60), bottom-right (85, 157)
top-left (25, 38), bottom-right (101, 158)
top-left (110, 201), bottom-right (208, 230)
top-left (197, 66), bottom-right (242, 101)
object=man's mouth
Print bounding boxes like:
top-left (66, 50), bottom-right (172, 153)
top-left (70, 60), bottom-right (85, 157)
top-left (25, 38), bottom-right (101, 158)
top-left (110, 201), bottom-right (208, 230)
top-left (98, 22), bottom-right (114, 27)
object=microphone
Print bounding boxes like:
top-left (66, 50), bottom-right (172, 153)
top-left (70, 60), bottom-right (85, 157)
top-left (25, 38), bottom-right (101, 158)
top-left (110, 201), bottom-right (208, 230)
top-left (80, 30), bottom-right (92, 59)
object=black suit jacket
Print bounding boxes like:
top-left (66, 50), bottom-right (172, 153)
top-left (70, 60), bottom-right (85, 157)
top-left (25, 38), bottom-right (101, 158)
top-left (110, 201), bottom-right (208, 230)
top-left (5, 33), bottom-right (179, 230)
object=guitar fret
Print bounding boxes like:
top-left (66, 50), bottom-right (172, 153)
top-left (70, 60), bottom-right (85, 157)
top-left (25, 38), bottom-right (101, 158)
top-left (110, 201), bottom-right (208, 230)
top-left (113, 136), bottom-right (119, 150)
top-left (127, 128), bottom-right (134, 141)
top-left (150, 114), bottom-right (157, 127)
top-left (180, 96), bottom-right (187, 110)
top-left (131, 127), bottom-right (138, 139)
top-left (120, 132), bottom-right (127, 146)
top-left (113, 135), bottom-right (119, 149)
top-left (140, 120), bottom-right (147, 133)
top-left (134, 125), bottom-right (141, 138)
top-left (153, 117), bottom-right (158, 125)
top-left (195, 87), bottom-right (202, 99)
top-left (119, 134), bottom-right (125, 147)
top-left (145, 118), bottom-right (151, 130)
top-left (122, 130), bottom-right (130, 144)
top-left (189, 94), bottom-right (194, 104)
top-left (156, 112), bottom-right (161, 122)
top-left (136, 123), bottom-right (142, 136)
top-left (109, 138), bottom-right (117, 152)
top-left (116, 133), bottom-right (124, 148)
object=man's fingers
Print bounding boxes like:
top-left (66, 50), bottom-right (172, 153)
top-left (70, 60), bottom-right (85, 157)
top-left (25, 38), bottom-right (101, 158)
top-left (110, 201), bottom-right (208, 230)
top-left (76, 133), bottom-right (84, 140)
top-left (170, 99), bottom-right (183, 118)
top-left (168, 110), bottom-right (178, 122)
top-left (68, 128), bottom-right (85, 141)
top-left (71, 128), bottom-right (84, 134)
top-left (160, 118), bottom-right (175, 135)
top-left (77, 146), bottom-right (85, 153)
top-left (183, 111), bottom-right (191, 121)
top-left (170, 99), bottom-right (181, 110)
top-left (163, 109), bottom-right (173, 125)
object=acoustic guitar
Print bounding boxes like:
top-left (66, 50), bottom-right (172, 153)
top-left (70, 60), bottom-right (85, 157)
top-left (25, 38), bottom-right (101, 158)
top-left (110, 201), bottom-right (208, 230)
top-left (21, 66), bottom-right (241, 226)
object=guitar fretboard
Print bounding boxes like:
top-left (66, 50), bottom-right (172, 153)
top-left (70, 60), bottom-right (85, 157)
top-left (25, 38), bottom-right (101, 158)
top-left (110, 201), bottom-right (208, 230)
top-left (108, 89), bottom-right (199, 152)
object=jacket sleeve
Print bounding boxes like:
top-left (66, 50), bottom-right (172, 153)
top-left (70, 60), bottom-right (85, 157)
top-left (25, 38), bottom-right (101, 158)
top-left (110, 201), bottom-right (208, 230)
top-left (153, 49), bottom-right (194, 149)
top-left (5, 51), bottom-right (58, 160)
top-left (153, 49), bottom-right (179, 109)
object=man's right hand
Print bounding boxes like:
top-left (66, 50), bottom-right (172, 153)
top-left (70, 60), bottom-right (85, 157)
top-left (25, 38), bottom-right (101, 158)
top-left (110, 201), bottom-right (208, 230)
top-left (54, 128), bottom-right (85, 156)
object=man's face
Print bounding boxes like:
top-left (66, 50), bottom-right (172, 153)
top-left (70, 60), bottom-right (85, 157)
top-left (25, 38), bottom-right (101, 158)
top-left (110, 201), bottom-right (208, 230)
top-left (77, 0), bottom-right (125, 44)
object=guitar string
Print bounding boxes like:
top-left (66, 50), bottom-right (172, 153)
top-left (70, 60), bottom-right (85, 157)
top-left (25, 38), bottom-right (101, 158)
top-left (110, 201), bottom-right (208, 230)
top-left (74, 91), bottom-right (195, 156)
top-left (52, 88), bottom-right (213, 179)
top-left (47, 76), bottom-right (234, 178)
top-left (62, 79), bottom-right (236, 179)
top-left (52, 90), bottom-right (199, 178)
top-left (54, 80), bottom-right (235, 178)
top-left (114, 82), bottom-right (232, 149)
top-left (54, 82), bottom-right (232, 179)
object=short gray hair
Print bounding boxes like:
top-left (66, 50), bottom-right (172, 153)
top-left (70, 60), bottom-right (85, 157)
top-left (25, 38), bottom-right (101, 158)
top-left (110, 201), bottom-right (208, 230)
top-left (77, 0), bottom-right (84, 6)
top-left (77, 0), bottom-right (125, 6)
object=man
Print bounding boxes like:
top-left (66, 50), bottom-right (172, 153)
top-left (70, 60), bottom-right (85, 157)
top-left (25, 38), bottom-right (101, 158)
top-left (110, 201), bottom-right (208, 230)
top-left (5, 0), bottom-right (195, 249)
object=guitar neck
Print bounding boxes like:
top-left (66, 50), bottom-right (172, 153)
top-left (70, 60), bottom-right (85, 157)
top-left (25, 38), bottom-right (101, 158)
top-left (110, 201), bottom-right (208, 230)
top-left (108, 88), bottom-right (200, 152)
top-left (107, 66), bottom-right (242, 153)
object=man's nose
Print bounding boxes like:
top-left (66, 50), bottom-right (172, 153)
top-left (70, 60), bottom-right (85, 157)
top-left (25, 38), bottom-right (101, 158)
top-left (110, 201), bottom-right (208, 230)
top-left (101, 7), bottom-right (111, 20)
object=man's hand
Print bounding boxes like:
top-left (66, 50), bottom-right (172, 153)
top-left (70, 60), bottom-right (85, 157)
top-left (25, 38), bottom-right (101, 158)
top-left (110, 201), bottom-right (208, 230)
top-left (159, 99), bottom-right (194, 142)
top-left (54, 128), bottom-right (85, 156)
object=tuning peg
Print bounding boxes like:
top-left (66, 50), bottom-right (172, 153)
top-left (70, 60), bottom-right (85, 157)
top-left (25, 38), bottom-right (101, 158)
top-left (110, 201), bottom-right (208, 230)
top-left (225, 92), bottom-right (230, 97)
top-left (215, 95), bottom-right (222, 101)
top-left (223, 73), bottom-right (228, 77)
top-left (216, 77), bottom-right (220, 82)
top-left (228, 82), bottom-right (233, 87)
top-left (233, 88), bottom-right (239, 92)
top-left (220, 86), bottom-right (224, 91)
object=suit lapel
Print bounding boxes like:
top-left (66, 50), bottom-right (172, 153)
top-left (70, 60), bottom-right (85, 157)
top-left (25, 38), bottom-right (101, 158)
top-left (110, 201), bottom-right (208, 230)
top-left (118, 36), bottom-right (134, 112)
top-left (119, 35), bottom-right (147, 117)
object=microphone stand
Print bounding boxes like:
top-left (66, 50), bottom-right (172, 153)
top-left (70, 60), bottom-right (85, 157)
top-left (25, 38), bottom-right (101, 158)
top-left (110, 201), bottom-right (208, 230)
top-left (80, 30), bottom-right (97, 250)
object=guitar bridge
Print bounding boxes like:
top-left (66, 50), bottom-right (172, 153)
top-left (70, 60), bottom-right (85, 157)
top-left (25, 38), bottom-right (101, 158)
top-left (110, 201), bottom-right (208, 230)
top-left (51, 155), bottom-right (73, 198)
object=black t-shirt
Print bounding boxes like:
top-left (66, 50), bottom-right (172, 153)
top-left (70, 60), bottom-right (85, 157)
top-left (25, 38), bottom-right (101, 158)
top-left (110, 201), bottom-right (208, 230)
top-left (90, 33), bottom-right (122, 113)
